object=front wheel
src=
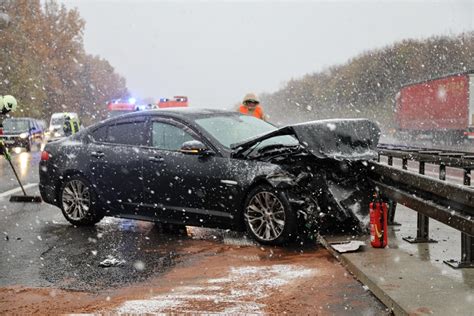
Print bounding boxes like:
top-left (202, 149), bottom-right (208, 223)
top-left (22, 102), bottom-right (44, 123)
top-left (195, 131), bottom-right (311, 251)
top-left (60, 175), bottom-right (104, 226)
top-left (243, 184), bottom-right (296, 245)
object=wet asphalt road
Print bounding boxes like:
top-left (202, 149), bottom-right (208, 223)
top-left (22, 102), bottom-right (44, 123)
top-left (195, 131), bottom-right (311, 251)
top-left (0, 149), bottom-right (41, 193)
top-left (0, 149), bottom-right (188, 291)
top-left (0, 150), bottom-right (391, 314)
top-left (0, 193), bottom-right (186, 292)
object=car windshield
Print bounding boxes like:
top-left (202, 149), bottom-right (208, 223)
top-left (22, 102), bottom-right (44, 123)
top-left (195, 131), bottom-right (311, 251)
top-left (195, 115), bottom-right (299, 149)
top-left (3, 119), bottom-right (29, 132)
top-left (51, 117), bottom-right (64, 125)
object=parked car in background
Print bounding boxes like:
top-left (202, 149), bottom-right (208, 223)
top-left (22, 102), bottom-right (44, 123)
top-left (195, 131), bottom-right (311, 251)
top-left (39, 108), bottom-right (380, 245)
top-left (47, 112), bottom-right (81, 140)
top-left (37, 119), bottom-right (48, 133)
top-left (1, 117), bottom-right (44, 151)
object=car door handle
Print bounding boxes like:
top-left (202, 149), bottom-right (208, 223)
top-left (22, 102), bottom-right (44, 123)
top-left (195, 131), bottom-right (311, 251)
top-left (91, 151), bottom-right (105, 158)
top-left (148, 156), bottom-right (164, 163)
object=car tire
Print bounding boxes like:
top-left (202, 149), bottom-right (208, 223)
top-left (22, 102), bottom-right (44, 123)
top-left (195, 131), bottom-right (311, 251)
top-left (243, 184), bottom-right (296, 245)
top-left (60, 175), bottom-right (104, 226)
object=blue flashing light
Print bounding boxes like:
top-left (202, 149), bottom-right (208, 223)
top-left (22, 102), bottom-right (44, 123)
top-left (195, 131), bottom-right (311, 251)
top-left (128, 97), bottom-right (137, 105)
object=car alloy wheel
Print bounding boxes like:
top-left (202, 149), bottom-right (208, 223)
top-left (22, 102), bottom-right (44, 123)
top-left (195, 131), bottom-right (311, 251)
top-left (244, 185), bottom-right (296, 245)
top-left (62, 180), bottom-right (91, 221)
top-left (246, 191), bottom-right (285, 241)
top-left (60, 176), bottom-right (103, 226)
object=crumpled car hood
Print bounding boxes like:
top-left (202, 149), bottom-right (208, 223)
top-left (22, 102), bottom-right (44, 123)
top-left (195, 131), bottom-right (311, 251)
top-left (231, 118), bottom-right (381, 161)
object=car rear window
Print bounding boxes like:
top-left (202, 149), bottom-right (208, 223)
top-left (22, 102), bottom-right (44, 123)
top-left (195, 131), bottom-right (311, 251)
top-left (3, 119), bottom-right (30, 133)
top-left (107, 121), bottom-right (147, 146)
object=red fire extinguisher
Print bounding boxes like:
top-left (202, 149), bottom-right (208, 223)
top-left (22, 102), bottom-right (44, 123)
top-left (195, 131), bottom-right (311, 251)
top-left (370, 201), bottom-right (388, 248)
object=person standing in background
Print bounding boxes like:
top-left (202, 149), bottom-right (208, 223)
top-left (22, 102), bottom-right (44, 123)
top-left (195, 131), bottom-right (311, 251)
top-left (238, 93), bottom-right (266, 120)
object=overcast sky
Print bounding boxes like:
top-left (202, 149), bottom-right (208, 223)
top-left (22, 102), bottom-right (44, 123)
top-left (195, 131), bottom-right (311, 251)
top-left (60, 0), bottom-right (474, 109)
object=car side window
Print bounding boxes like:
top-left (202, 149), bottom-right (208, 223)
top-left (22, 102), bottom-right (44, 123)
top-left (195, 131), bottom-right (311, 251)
top-left (152, 122), bottom-right (196, 151)
top-left (90, 125), bottom-right (107, 143)
top-left (107, 120), bottom-right (147, 146)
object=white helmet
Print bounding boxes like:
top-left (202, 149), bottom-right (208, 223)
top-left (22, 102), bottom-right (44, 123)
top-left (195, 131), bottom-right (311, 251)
top-left (2, 95), bottom-right (17, 114)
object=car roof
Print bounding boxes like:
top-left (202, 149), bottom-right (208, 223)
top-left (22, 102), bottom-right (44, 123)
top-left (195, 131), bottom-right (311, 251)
top-left (51, 112), bottom-right (78, 118)
top-left (110, 107), bottom-right (239, 121)
top-left (5, 117), bottom-right (36, 121)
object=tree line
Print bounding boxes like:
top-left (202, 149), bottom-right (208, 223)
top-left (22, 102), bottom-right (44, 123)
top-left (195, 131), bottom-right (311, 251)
top-left (0, 0), bottom-right (128, 124)
top-left (260, 32), bottom-right (474, 131)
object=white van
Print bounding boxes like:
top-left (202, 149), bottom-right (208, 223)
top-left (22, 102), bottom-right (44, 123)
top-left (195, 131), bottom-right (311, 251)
top-left (48, 112), bottom-right (80, 138)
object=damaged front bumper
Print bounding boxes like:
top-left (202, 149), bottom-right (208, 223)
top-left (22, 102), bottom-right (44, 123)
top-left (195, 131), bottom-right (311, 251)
top-left (265, 159), bottom-right (374, 236)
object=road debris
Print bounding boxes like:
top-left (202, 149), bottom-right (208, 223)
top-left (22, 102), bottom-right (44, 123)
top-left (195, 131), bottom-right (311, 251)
top-left (99, 256), bottom-right (126, 268)
top-left (329, 240), bottom-right (365, 253)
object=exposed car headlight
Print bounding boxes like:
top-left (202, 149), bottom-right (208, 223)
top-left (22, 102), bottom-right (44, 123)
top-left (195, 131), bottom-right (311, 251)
top-left (19, 132), bottom-right (29, 139)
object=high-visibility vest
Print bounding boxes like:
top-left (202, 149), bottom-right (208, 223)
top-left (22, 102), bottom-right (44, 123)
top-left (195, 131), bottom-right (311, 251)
top-left (0, 139), bottom-right (11, 161)
top-left (63, 120), bottom-right (75, 136)
top-left (239, 104), bottom-right (264, 120)
top-left (72, 120), bottom-right (79, 134)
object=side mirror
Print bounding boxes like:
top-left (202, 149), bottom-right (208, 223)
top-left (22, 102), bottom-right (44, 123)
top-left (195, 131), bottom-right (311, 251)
top-left (180, 140), bottom-right (213, 156)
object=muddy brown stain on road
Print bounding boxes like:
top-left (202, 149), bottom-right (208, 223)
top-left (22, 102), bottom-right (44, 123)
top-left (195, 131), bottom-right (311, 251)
top-left (1, 234), bottom-right (388, 315)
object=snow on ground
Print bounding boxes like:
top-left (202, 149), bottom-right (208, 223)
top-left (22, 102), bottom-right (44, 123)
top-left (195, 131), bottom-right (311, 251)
top-left (116, 264), bottom-right (317, 314)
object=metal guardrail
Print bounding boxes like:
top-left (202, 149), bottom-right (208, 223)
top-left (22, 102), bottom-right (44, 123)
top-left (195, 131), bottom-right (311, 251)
top-left (371, 144), bottom-right (474, 269)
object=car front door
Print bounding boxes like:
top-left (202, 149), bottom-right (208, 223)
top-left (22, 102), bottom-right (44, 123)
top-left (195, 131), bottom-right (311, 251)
top-left (87, 116), bottom-right (148, 213)
top-left (142, 118), bottom-right (238, 226)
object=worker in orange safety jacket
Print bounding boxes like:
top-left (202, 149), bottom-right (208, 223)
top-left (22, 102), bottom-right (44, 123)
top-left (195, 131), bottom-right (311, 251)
top-left (239, 93), bottom-right (266, 120)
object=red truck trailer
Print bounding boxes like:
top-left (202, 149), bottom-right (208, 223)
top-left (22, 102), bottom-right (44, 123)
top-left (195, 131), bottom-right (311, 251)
top-left (395, 71), bottom-right (474, 142)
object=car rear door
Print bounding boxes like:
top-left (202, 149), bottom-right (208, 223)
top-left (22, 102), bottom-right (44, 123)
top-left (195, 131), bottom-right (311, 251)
top-left (87, 116), bottom-right (148, 213)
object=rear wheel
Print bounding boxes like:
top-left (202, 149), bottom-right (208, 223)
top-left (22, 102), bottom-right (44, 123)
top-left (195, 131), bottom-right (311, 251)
top-left (244, 184), bottom-right (296, 245)
top-left (60, 175), bottom-right (104, 226)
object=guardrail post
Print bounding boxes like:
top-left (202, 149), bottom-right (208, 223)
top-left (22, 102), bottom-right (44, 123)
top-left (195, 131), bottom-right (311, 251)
top-left (444, 167), bottom-right (474, 269)
top-left (419, 161), bottom-right (425, 175)
top-left (439, 163), bottom-right (446, 181)
top-left (402, 158), bottom-right (408, 170)
top-left (445, 233), bottom-right (474, 269)
top-left (464, 169), bottom-right (471, 186)
top-left (387, 155), bottom-right (402, 226)
top-left (403, 161), bottom-right (437, 244)
top-left (386, 155), bottom-right (400, 226)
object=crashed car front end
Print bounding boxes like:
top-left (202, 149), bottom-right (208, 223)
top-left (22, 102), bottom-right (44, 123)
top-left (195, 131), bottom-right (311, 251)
top-left (232, 118), bottom-right (380, 237)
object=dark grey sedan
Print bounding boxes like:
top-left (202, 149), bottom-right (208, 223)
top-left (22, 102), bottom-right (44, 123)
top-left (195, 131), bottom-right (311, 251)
top-left (39, 108), bottom-right (380, 245)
